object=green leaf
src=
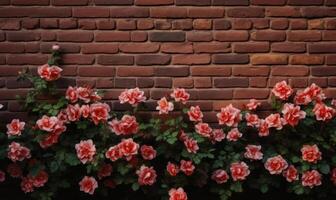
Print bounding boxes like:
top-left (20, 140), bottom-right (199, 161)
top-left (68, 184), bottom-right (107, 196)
top-left (131, 183), bottom-right (140, 191)
top-left (319, 163), bottom-right (330, 174)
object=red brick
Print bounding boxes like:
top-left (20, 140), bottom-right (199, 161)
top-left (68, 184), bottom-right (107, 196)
top-left (198, 90), bottom-right (233, 100)
top-left (154, 67), bottom-right (189, 77)
top-left (172, 19), bottom-right (193, 30)
top-left (7, 32), bottom-right (40, 41)
top-left (288, 31), bottom-right (321, 42)
top-left (40, 19), bottom-right (58, 29)
top-left (131, 32), bottom-right (148, 42)
top-left (119, 43), bottom-right (159, 53)
top-left (233, 67), bottom-right (270, 77)
top-left (215, 31), bottom-right (249, 42)
top-left (98, 55), bottom-right (134, 65)
top-left (272, 66), bottom-right (309, 76)
top-left (58, 32), bottom-right (93, 42)
top-left (312, 67), bottom-right (336, 76)
top-left (310, 78), bottom-right (327, 87)
top-left (12, 0), bottom-right (49, 5)
top-left (193, 19), bottom-right (212, 30)
top-left (96, 20), bottom-right (115, 30)
top-left (0, 66), bottom-right (25, 76)
top-left (213, 0), bottom-right (249, 6)
top-left (96, 79), bottom-right (114, 89)
top-left (173, 78), bottom-right (194, 88)
top-left (137, 78), bottom-right (154, 88)
top-left (271, 19), bottom-right (289, 30)
top-left (252, 19), bottom-right (270, 29)
top-left (251, 30), bottom-right (286, 41)
top-left (94, 0), bottom-right (133, 5)
top-left (227, 8), bottom-right (265, 18)
top-left (154, 20), bottom-right (171, 30)
top-left (135, 0), bottom-right (174, 5)
top-left (78, 20), bottom-right (96, 30)
top-left (288, 0), bottom-right (323, 5)
top-left (150, 7), bottom-right (187, 18)
top-left (213, 54), bottom-right (249, 64)
top-left (188, 8), bottom-right (225, 18)
top-left (136, 55), bottom-right (171, 65)
top-left (250, 77), bottom-right (268, 87)
top-left (289, 78), bottom-right (308, 88)
top-left (272, 43), bottom-right (306, 53)
top-left (22, 19), bottom-right (39, 29)
top-left (187, 31), bottom-right (212, 42)
top-left (251, 54), bottom-right (288, 65)
top-left (308, 20), bottom-right (324, 30)
top-left (59, 19), bottom-right (78, 29)
top-left (115, 78), bottom-right (136, 88)
top-left (117, 67), bottom-right (154, 77)
top-left (78, 66), bottom-right (115, 77)
top-left (0, 19), bottom-right (20, 30)
top-left (232, 19), bottom-right (252, 30)
top-left (161, 43), bottom-right (193, 53)
top-left (213, 19), bottom-right (231, 30)
top-left (194, 78), bottom-right (212, 88)
top-left (323, 31), bottom-right (336, 41)
top-left (7, 55), bottom-right (47, 65)
top-left (327, 55), bottom-right (336, 65)
top-left (41, 43), bottom-right (79, 53)
top-left (150, 32), bottom-right (185, 42)
top-left (194, 43), bottom-right (230, 53)
top-left (82, 44), bottom-right (118, 54)
top-left (0, 7), bottom-right (72, 18)
top-left (290, 19), bottom-right (308, 30)
top-left (266, 7), bottom-right (301, 17)
top-left (302, 7), bottom-right (336, 18)
top-left (309, 43), bottom-right (336, 53)
top-left (96, 32), bottom-right (130, 42)
top-left (110, 8), bottom-right (149, 18)
top-left (155, 78), bottom-right (172, 88)
top-left (214, 78), bottom-right (248, 88)
top-left (62, 55), bottom-right (95, 65)
top-left (137, 19), bottom-right (154, 30)
top-left (0, 43), bottom-right (25, 53)
top-left (251, 0), bottom-right (286, 5)
top-left (191, 66), bottom-right (231, 76)
top-left (290, 55), bottom-right (324, 65)
top-left (172, 54), bottom-right (211, 65)
top-left (234, 89), bottom-right (269, 99)
top-left (117, 19), bottom-right (136, 30)
top-left (326, 0), bottom-right (336, 5)
top-left (41, 32), bottom-right (56, 41)
top-left (234, 42), bottom-right (269, 53)
top-left (52, 0), bottom-right (88, 6)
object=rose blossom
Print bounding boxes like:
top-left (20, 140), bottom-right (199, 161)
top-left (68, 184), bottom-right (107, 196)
top-left (184, 138), bottom-right (199, 154)
top-left (105, 145), bottom-right (122, 162)
top-left (283, 165), bottom-right (299, 182)
top-left (301, 144), bottom-right (322, 163)
top-left (313, 103), bottom-right (335, 121)
top-left (264, 155), bottom-right (288, 175)
top-left (118, 138), bottom-right (139, 158)
top-left (265, 113), bottom-right (283, 130)
top-left (156, 97), bottom-right (174, 114)
top-left (246, 99), bottom-right (261, 111)
top-left (294, 90), bottom-right (312, 105)
top-left (230, 162), bottom-right (250, 181)
top-left (140, 145), bottom-right (157, 160)
top-left (180, 160), bottom-right (195, 176)
top-left (210, 129), bottom-right (225, 143)
top-left (89, 103), bottom-right (111, 125)
top-left (272, 81), bottom-right (293, 100)
top-left (187, 106), bottom-right (203, 122)
top-left (7, 163), bottom-right (22, 178)
top-left (21, 177), bottom-right (34, 193)
top-left (195, 123), bottom-right (212, 138)
top-left (136, 165), bottom-right (157, 186)
top-left (282, 103), bottom-right (306, 127)
top-left (8, 142), bottom-right (31, 162)
top-left (167, 162), bottom-right (180, 176)
top-left (52, 44), bottom-right (60, 51)
top-left (39, 132), bottom-right (61, 149)
top-left (211, 169), bottom-right (229, 184)
top-left (6, 119), bottom-right (25, 137)
top-left (77, 86), bottom-right (92, 103)
top-left (171, 88), bottom-right (190, 104)
top-left (217, 104), bottom-right (242, 127)
top-left (331, 168), bottom-right (336, 185)
top-left (257, 119), bottom-right (270, 137)
top-left (304, 83), bottom-right (326, 103)
top-left (79, 176), bottom-right (98, 195)
top-left (65, 86), bottom-right (78, 103)
top-left (169, 187), bottom-right (188, 200)
top-left (30, 170), bottom-right (48, 188)
top-left (37, 64), bottom-right (62, 81)
top-left (119, 87), bottom-right (146, 106)
top-left (66, 104), bottom-right (81, 122)
top-left (98, 164), bottom-right (113, 180)
top-left (245, 113), bottom-right (260, 127)
top-left (81, 105), bottom-right (90, 118)
top-left (302, 170), bottom-right (322, 188)
top-left (0, 170), bottom-right (5, 182)
top-left (36, 115), bottom-right (59, 132)
top-left (109, 115), bottom-right (139, 136)
top-left (75, 139), bottom-right (96, 164)
top-left (244, 145), bottom-right (263, 160)
top-left (226, 128), bottom-right (242, 142)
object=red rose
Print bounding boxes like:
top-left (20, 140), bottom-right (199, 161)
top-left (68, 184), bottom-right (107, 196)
top-left (211, 169), bottom-right (229, 184)
top-left (8, 142), bottom-right (31, 162)
top-left (257, 119), bottom-right (270, 137)
top-left (210, 129), bottom-right (226, 143)
top-left (156, 97), bottom-right (174, 114)
top-left (230, 162), bottom-right (250, 181)
top-left (6, 119), bottom-right (25, 137)
top-left (265, 155), bottom-right (288, 175)
top-left (105, 145), bottom-right (122, 162)
top-left (66, 104), bottom-right (81, 122)
top-left (265, 113), bottom-right (283, 130)
top-left (81, 105), bottom-right (90, 118)
top-left (136, 165), bottom-right (157, 186)
top-left (169, 187), bottom-right (188, 200)
top-left (37, 64), bottom-right (62, 81)
top-left (79, 176), bottom-right (98, 195)
top-left (282, 103), bottom-right (306, 127)
top-left (226, 128), bottom-right (242, 142)
top-left (140, 145), bottom-right (157, 160)
top-left (167, 162), bottom-right (179, 176)
top-left (217, 104), bottom-right (242, 127)
top-left (30, 170), bottom-right (48, 188)
top-left (301, 144), bottom-right (322, 163)
top-left (118, 138), bottom-right (139, 158)
top-left (89, 103), bottom-right (110, 125)
top-left (65, 86), bottom-right (78, 103)
top-left (302, 170), bottom-right (322, 188)
top-left (313, 103), bottom-right (335, 121)
top-left (180, 160), bottom-right (195, 176)
top-left (75, 139), bottom-right (96, 164)
top-left (119, 87), bottom-right (146, 106)
top-left (244, 145), bottom-right (263, 160)
top-left (187, 106), bottom-right (203, 122)
top-left (195, 123), bottom-right (212, 138)
top-left (272, 81), bottom-right (293, 100)
top-left (184, 138), bottom-right (199, 154)
top-left (246, 99), bottom-right (261, 111)
top-left (283, 165), bottom-right (298, 182)
top-left (245, 113), bottom-right (260, 127)
top-left (109, 115), bottom-right (139, 136)
top-left (171, 88), bottom-right (190, 104)
top-left (21, 177), bottom-right (34, 193)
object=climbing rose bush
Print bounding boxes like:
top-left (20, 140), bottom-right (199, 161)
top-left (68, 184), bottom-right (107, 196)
top-left (0, 46), bottom-right (336, 200)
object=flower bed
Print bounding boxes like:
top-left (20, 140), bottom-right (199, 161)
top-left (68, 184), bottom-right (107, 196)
top-left (0, 46), bottom-right (336, 200)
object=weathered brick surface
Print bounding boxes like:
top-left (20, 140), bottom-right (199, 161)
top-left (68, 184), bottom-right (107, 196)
top-left (1, 0), bottom-right (336, 119)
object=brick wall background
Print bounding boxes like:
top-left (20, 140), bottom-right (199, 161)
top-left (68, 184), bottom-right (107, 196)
top-left (1, 0), bottom-right (336, 123)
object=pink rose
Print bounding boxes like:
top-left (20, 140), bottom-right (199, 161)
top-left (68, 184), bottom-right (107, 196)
top-left (184, 138), bottom-right (199, 154)
top-left (187, 106), bottom-right (203, 122)
top-left (195, 123), bottom-right (212, 138)
top-left (105, 145), bottom-right (122, 162)
top-left (0, 170), bottom-right (5, 182)
top-left (244, 145), bottom-right (263, 160)
top-left (301, 144), bottom-right (322, 163)
top-left (245, 113), bottom-right (260, 127)
top-left (66, 104), bottom-right (81, 122)
top-left (156, 97), bottom-right (174, 114)
top-left (6, 119), bottom-right (25, 137)
top-left (265, 113), bottom-right (283, 130)
top-left (38, 64), bottom-right (62, 81)
top-left (140, 145), bottom-right (157, 160)
top-left (210, 129), bottom-right (226, 143)
top-left (272, 81), bottom-right (293, 100)
top-left (30, 170), bottom-right (48, 188)
top-left (118, 138), bottom-right (139, 158)
top-left (81, 105), bottom-right (90, 118)
top-left (136, 165), bottom-right (157, 186)
top-left (257, 119), bottom-right (270, 137)
top-left (265, 155), bottom-right (288, 175)
top-left (171, 88), bottom-right (190, 104)
top-left (180, 160), bottom-right (195, 176)
top-left (282, 103), bottom-right (306, 127)
top-left (79, 176), bottom-right (98, 195)
top-left (109, 115), bottom-right (139, 136)
top-left (246, 99), bottom-right (261, 111)
top-left (302, 170), bottom-right (322, 188)
top-left (217, 104), bottom-right (242, 127)
top-left (90, 103), bottom-right (111, 125)
top-left (226, 128), bottom-right (242, 142)
top-left (230, 162), bottom-right (250, 181)
top-left (75, 139), bottom-right (96, 164)
top-left (169, 187), bottom-right (188, 200)
top-left (8, 142), bottom-right (31, 162)
top-left (119, 87), bottom-right (146, 106)
top-left (283, 165), bottom-right (299, 182)
top-left (313, 103), bottom-right (335, 121)
top-left (21, 177), bottom-right (34, 193)
top-left (167, 162), bottom-right (180, 176)
top-left (211, 169), bottom-right (229, 184)
top-left (65, 86), bottom-right (78, 103)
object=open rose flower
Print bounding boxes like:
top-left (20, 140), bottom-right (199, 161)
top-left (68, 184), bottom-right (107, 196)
top-left (246, 99), bottom-right (261, 111)
top-left (265, 155), bottom-right (288, 175)
top-left (302, 170), bottom-right (322, 188)
top-left (140, 145), bottom-right (157, 160)
top-left (66, 104), bottom-right (81, 122)
top-left (301, 144), bottom-right (322, 163)
top-left (313, 103), bottom-right (335, 121)
top-left (6, 119), bottom-right (25, 137)
top-left (156, 97), bottom-right (174, 114)
top-left (187, 106), bottom-right (203, 122)
top-left (119, 87), bottom-right (146, 106)
top-left (230, 162), bottom-right (250, 181)
top-left (8, 142), bottom-right (31, 162)
top-left (21, 177), bottom-right (34, 193)
top-left (195, 123), bottom-right (212, 138)
top-left (283, 165), bottom-right (298, 182)
top-left (217, 104), bottom-right (242, 127)
top-left (169, 188), bottom-right (188, 200)
top-left (211, 169), bottom-right (229, 184)
top-left (36, 116), bottom-right (58, 132)
top-left (38, 64), bottom-right (62, 81)
top-left (105, 145), bottom-right (122, 162)
top-left (79, 176), bottom-right (98, 195)
top-left (304, 83), bottom-right (325, 103)
top-left (272, 81), bottom-right (293, 100)
top-left (265, 113), bottom-right (283, 130)
top-left (65, 86), bottom-right (78, 103)
top-left (171, 88), bottom-right (190, 104)
top-left (109, 115), bottom-right (139, 136)
top-left (180, 160), bottom-right (195, 176)
top-left (257, 119), bottom-right (270, 137)
top-left (75, 139), bottom-right (96, 164)
top-left (89, 103), bottom-right (110, 125)
top-left (167, 162), bottom-right (180, 176)
top-left (245, 113), bottom-right (260, 127)
top-left (118, 138), bottom-right (139, 158)
top-left (136, 165), bottom-right (157, 186)
top-left (244, 145), bottom-right (263, 160)
top-left (210, 129), bottom-right (225, 143)
top-left (81, 105), bottom-right (90, 118)
top-left (282, 103), bottom-right (306, 127)
top-left (184, 138), bottom-right (199, 154)
top-left (30, 170), bottom-right (48, 188)
top-left (226, 128), bottom-right (242, 142)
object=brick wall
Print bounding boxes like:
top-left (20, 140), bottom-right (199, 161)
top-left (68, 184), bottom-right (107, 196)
top-left (1, 0), bottom-right (336, 122)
